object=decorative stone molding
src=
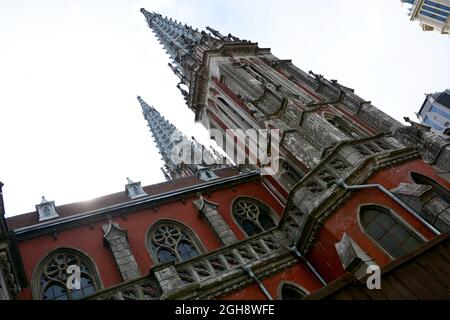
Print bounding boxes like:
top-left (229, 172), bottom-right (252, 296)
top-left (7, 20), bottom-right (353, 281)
top-left (147, 229), bottom-right (292, 299)
top-left (193, 195), bottom-right (238, 245)
top-left (92, 275), bottom-right (161, 300)
top-left (125, 178), bottom-right (147, 200)
top-left (393, 125), bottom-right (450, 172)
top-left (36, 196), bottom-right (59, 222)
top-left (102, 222), bottom-right (141, 281)
top-left (0, 250), bottom-right (18, 299)
top-left (391, 183), bottom-right (450, 232)
top-left (279, 134), bottom-right (421, 254)
top-left (391, 183), bottom-right (433, 212)
top-left (151, 261), bottom-right (194, 299)
top-left (335, 233), bottom-right (376, 279)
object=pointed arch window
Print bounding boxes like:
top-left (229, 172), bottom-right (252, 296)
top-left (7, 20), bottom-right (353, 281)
top-left (280, 283), bottom-right (308, 300)
top-left (411, 172), bottom-right (450, 205)
top-left (147, 221), bottom-right (204, 264)
top-left (360, 205), bottom-right (424, 258)
top-left (324, 113), bottom-right (364, 139)
top-left (33, 248), bottom-right (101, 300)
top-left (216, 97), bottom-right (252, 129)
top-left (232, 197), bottom-right (278, 236)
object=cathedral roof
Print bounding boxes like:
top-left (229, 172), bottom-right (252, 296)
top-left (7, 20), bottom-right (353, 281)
top-left (6, 167), bottom-right (241, 230)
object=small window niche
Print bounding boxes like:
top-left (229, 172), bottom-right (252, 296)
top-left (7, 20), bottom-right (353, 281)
top-left (36, 196), bottom-right (59, 222)
top-left (125, 177), bottom-right (148, 200)
top-left (196, 166), bottom-right (218, 181)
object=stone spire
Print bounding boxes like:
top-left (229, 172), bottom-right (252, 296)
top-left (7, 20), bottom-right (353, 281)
top-left (140, 8), bottom-right (245, 84)
top-left (140, 8), bottom-right (203, 68)
top-left (140, 8), bottom-right (252, 119)
top-left (137, 95), bottom-right (226, 180)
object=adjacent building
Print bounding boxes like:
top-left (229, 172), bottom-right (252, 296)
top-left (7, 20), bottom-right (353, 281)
top-left (416, 89), bottom-right (450, 134)
top-left (401, 0), bottom-right (450, 35)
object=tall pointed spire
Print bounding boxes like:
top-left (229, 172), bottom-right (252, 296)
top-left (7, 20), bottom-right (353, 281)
top-left (137, 95), bottom-right (227, 180)
top-left (140, 8), bottom-right (203, 67)
top-left (140, 8), bottom-right (253, 119)
top-left (140, 8), bottom-right (248, 66)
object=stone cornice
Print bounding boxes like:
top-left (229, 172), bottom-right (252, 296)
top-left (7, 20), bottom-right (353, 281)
top-left (13, 171), bottom-right (260, 240)
top-left (279, 133), bottom-right (389, 226)
top-left (0, 245), bottom-right (19, 299)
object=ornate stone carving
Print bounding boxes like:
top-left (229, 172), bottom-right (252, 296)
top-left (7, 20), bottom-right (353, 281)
top-left (102, 222), bottom-right (141, 281)
top-left (0, 250), bottom-right (18, 299)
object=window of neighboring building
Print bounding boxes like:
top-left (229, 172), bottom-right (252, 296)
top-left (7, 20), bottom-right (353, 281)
top-left (147, 220), bottom-right (203, 264)
top-left (280, 283), bottom-right (308, 300)
top-left (360, 205), bottom-right (424, 258)
top-left (430, 105), bottom-right (450, 121)
top-left (424, 0), bottom-right (450, 13)
top-left (419, 9), bottom-right (448, 22)
top-left (423, 116), bottom-right (444, 131)
top-left (232, 197), bottom-right (278, 236)
top-left (436, 92), bottom-right (450, 109)
top-left (33, 248), bottom-right (101, 300)
top-left (422, 4), bottom-right (450, 17)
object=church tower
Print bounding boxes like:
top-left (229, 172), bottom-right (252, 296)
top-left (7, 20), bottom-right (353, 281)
top-left (137, 95), bottom-right (227, 180)
top-left (140, 8), bottom-right (450, 252)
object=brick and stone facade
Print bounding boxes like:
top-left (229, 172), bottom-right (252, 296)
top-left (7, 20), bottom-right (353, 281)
top-left (0, 9), bottom-right (449, 300)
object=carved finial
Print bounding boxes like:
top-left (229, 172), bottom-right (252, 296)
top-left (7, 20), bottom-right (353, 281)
top-left (404, 117), bottom-right (431, 132)
top-left (206, 26), bottom-right (225, 40)
top-left (227, 33), bottom-right (240, 41)
top-left (176, 83), bottom-right (189, 97)
top-left (403, 117), bottom-right (431, 131)
top-left (309, 70), bottom-right (323, 79)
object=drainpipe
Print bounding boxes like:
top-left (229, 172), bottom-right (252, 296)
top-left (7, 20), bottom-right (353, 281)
top-left (336, 179), bottom-right (441, 236)
top-left (242, 265), bottom-right (273, 300)
top-left (289, 246), bottom-right (327, 286)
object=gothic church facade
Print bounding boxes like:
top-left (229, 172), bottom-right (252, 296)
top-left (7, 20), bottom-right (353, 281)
top-left (0, 8), bottom-right (449, 300)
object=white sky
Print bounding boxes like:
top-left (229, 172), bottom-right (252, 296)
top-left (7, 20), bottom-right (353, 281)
top-left (0, 0), bottom-right (449, 217)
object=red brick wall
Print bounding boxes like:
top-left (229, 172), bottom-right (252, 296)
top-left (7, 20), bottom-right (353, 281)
top-left (17, 159), bottom-right (448, 299)
top-left (219, 263), bottom-right (323, 300)
top-left (16, 180), bottom-right (284, 299)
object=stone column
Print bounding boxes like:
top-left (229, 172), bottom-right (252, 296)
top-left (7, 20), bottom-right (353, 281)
top-left (102, 221), bottom-right (141, 281)
top-left (193, 195), bottom-right (238, 245)
top-left (151, 261), bottom-right (187, 297)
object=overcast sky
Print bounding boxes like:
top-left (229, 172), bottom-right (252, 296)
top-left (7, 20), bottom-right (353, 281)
top-left (0, 0), bottom-right (449, 217)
